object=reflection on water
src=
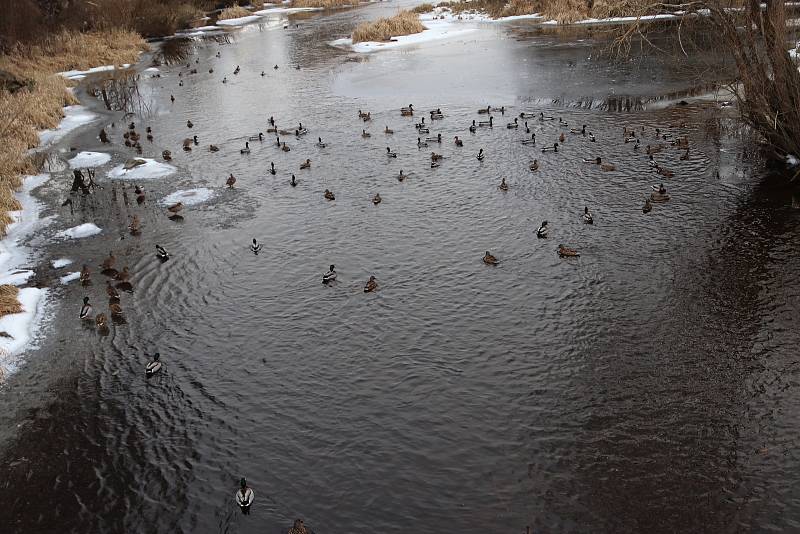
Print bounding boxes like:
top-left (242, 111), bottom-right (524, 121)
top-left (1, 7), bottom-right (800, 534)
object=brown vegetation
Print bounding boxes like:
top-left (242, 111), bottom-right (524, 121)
top-left (429, 0), bottom-right (665, 21)
top-left (0, 285), bottom-right (23, 316)
top-left (352, 11), bottom-right (427, 43)
top-left (218, 4), bottom-right (253, 20)
top-left (291, 0), bottom-right (358, 8)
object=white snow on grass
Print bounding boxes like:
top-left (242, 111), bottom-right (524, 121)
top-left (56, 223), bottom-right (102, 240)
top-left (217, 14), bottom-right (263, 26)
top-left (0, 287), bottom-right (48, 375)
top-left (51, 258), bottom-right (73, 269)
top-left (332, 20), bottom-right (477, 53)
top-left (108, 158), bottom-right (177, 180)
top-left (0, 270), bottom-right (35, 286)
top-left (255, 6), bottom-right (322, 15)
top-left (59, 272), bottom-right (81, 285)
top-left (38, 105), bottom-right (98, 147)
top-left (68, 151), bottom-right (111, 169)
top-left (58, 64), bottom-right (133, 80)
top-left (160, 188), bottom-right (215, 207)
top-left (0, 174), bottom-right (51, 280)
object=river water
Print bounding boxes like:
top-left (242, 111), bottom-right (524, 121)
top-left (1, 3), bottom-right (799, 533)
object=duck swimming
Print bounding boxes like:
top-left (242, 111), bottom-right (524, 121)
top-left (236, 478), bottom-right (254, 513)
top-left (300, 159), bottom-right (311, 169)
top-left (386, 147), bottom-right (397, 158)
top-left (362, 130), bottom-right (371, 139)
top-left (241, 142), bottom-right (251, 154)
top-left (642, 197), bottom-right (653, 213)
top-left (499, 178), bottom-right (508, 191)
top-left (583, 206), bottom-right (593, 224)
top-left (529, 159), bottom-right (539, 171)
top-left (156, 245), bottom-right (169, 260)
top-left (417, 138), bottom-right (428, 148)
top-left (145, 353), bottom-right (162, 377)
top-left (209, 144), bottom-right (219, 152)
top-left (290, 174), bottom-right (297, 187)
top-left (397, 170), bottom-right (406, 182)
top-left (469, 120), bottom-right (477, 133)
top-left (483, 251), bottom-right (499, 265)
top-left (559, 132), bottom-right (566, 143)
top-left (454, 136), bottom-right (463, 147)
top-left (269, 162), bottom-right (276, 175)
top-left (521, 133), bottom-right (536, 145)
top-left (250, 238), bottom-right (262, 254)
top-left (226, 174), bottom-right (237, 188)
top-left (364, 275), bottom-right (378, 293)
top-left (558, 244), bottom-right (580, 257)
top-left (323, 265), bottom-right (337, 283)
top-left (476, 148), bottom-right (485, 161)
top-left (79, 297), bottom-right (92, 319)
top-left (536, 220), bottom-right (549, 238)
top-left (324, 189), bottom-right (335, 200)
top-left (187, 120), bottom-right (194, 128)
top-left (372, 193), bottom-right (382, 205)
top-left (384, 126), bottom-right (394, 135)
top-left (317, 137), bottom-right (327, 148)
top-left (541, 143), bottom-right (559, 153)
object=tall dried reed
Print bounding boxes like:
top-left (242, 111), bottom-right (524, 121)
top-left (352, 11), bottom-right (427, 43)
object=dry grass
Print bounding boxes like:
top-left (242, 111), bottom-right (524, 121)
top-left (0, 285), bottom-right (22, 316)
top-left (218, 5), bottom-right (253, 20)
top-left (431, 0), bottom-right (662, 21)
top-left (291, 0), bottom-right (358, 7)
top-left (412, 3), bottom-right (436, 13)
top-left (0, 29), bottom-right (145, 236)
top-left (352, 11), bottom-right (427, 43)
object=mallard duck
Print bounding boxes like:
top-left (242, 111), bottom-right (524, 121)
top-left (499, 178), bottom-right (508, 191)
top-left (162, 150), bottom-right (172, 161)
top-left (187, 120), bottom-right (194, 128)
top-left (372, 193), bottom-right (382, 205)
top-left (233, 65), bottom-right (240, 75)
top-left (362, 130), bottom-right (371, 138)
top-left (454, 136), bottom-right (463, 147)
top-left (650, 184), bottom-right (670, 202)
top-left (167, 202), bottom-right (184, 213)
top-left (529, 159), bottom-right (539, 171)
top-left (79, 297), bottom-right (92, 319)
top-left (116, 281), bottom-right (133, 293)
top-left (324, 189), bottom-right (335, 200)
top-left (417, 138), bottom-right (428, 148)
top-left (425, 134), bottom-right (442, 143)
top-left (536, 220), bottom-right (548, 238)
top-left (591, 157), bottom-right (615, 171)
top-left (316, 137), bottom-right (327, 148)
top-left (430, 160), bottom-right (440, 169)
top-left (559, 132), bottom-right (566, 143)
top-left (323, 265), bottom-right (337, 283)
top-left (483, 251), bottom-right (499, 265)
top-left (210, 144), bottom-right (219, 152)
top-left (110, 303), bottom-right (123, 316)
top-left (418, 127), bottom-right (430, 134)
top-left (282, 142), bottom-right (290, 152)
top-left (642, 197), bottom-right (652, 213)
top-left (101, 251), bottom-right (116, 270)
top-left (241, 142), bottom-right (251, 154)
top-left (300, 159), bottom-right (311, 169)
top-left (431, 152), bottom-right (443, 161)
top-left (558, 244), bottom-right (580, 257)
top-left (156, 245), bottom-right (169, 260)
top-left (583, 206), bottom-right (593, 224)
top-left (521, 133), bottom-right (536, 145)
top-left (183, 138), bottom-right (193, 151)
top-left (476, 148), bottom-right (485, 161)
top-left (145, 353), bottom-right (162, 377)
top-left (539, 112), bottom-right (555, 121)
top-left (401, 104), bottom-right (414, 115)
top-left (506, 118), bottom-right (518, 129)
top-left (541, 143), bottom-right (559, 153)
top-left (657, 166), bottom-right (674, 178)
top-left (95, 313), bottom-right (107, 328)
top-left (559, 117), bottom-right (569, 127)
top-left (364, 275), bottom-right (378, 292)
top-left (290, 174), bottom-right (297, 187)
top-left (226, 174), bottom-right (236, 188)
top-left (269, 162), bottom-right (276, 175)
top-left (386, 147), bottom-right (397, 158)
top-left (478, 117), bottom-right (493, 127)
top-left (80, 264), bottom-right (91, 286)
top-left (384, 126), bottom-right (394, 135)
top-left (115, 267), bottom-right (130, 282)
top-left (469, 120), bottom-right (477, 133)
top-left (248, 132), bottom-right (264, 141)
top-left (397, 170), bottom-right (406, 182)
top-left (128, 215), bottom-right (141, 235)
top-left (646, 144), bottom-right (664, 155)
top-left (588, 132), bottom-right (596, 142)
top-left (250, 238), bottom-right (262, 254)
top-left (415, 118), bottom-right (426, 129)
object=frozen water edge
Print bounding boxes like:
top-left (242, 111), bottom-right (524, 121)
top-left (69, 151), bottom-right (111, 169)
top-left (217, 15), bottom-right (264, 26)
top-left (160, 188), bottom-right (215, 207)
top-left (108, 159), bottom-right (177, 180)
top-left (56, 223), bottom-right (102, 240)
top-left (331, 20), bottom-right (478, 53)
top-left (38, 106), bottom-right (98, 147)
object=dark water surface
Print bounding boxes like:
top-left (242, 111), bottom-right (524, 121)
top-left (1, 3), bottom-right (800, 533)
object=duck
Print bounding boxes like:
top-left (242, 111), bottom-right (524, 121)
top-left (146, 353), bottom-right (162, 377)
top-left (322, 265), bottom-right (337, 283)
top-left (162, 150), bottom-right (172, 161)
top-left (95, 313), bottom-right (107, 328)
top-left (397, 170), bottom-right (406, 182)
top-left (372, 193), bottom-right (382, 205)
top-left (536, 220), bottom-right (549, 238)
top-left (364, 276), bottom-right (378, 293)
top-left (300, 159), bottom-right (311, 169)
top-left (269, 162), bottom-right (276, 175)
top-left (116, 280), bottom-right (133, 293)
top-left (295, 126), bottom-right (308, 137)
top-left (506, 118), bottom-right (519, 129)
top-left (281, 142), bottom-right (290, 152)
top-left (128, 216), bottom-right (140, 235)
top-left (524, 121), bottom-right (530, 133)
top-left (657, 166), bottom-right (675, 178)
top-left (110, 302), bottom-right (123, 316)
top-left (454, 136), bottom-right (463, 147)
top-left (241, 142), bottom-right (251, 154)
top-left (187, 120), bottom-right (194, 128)
top-left (386, 147), bottom-right (397, 158)
top-left (182, 138), bottom-right (193, 151)
top-left (361, 130), bottom-right (371, 138)
top-left (529, 159), bottom-right (539, 171)
top-left (430, 160), bottom-right (440, 169)
top-left (642, 197), bottom-right (653, 213)
top-left (290, 174), bottom-right (297, 187)
top-left (469, 120), bottom-right (477, 133)
top-left (236, 478), bottom-right (254, 511)
top-left (415, 118), bottom-right (426, 129)
top-left (362, 112), bottom-right (372, 122)
top-left (498, 178), bottom-right (508, 191)
top-left (539, 112), bottom-right (555, 121)
top-left (324, 189), bottom-right (335, 200)
top-left (650, 184), bottom-right (670, 202)
top-left (384, 126), bottom-right (394, 135)
top-left (425, 134), bottom-right (442, 143)
top-left (431, 152), bottom-right (443, 161)
top-left (316, 137), bottom-right (327, 148)
top-left (400, 104), bottom-right (414, 115)
top-left (167, 202), bottom-right (184, 214)
top-left (596, 157), bottom-right (615, 171)
top-left (559, 132), bottom-right (566, 143)
top-left (583, 206), bottom-right (593, 224)
top-left (476, 148), bottom-right (485, 161)
top-left (559, 117), bottom-right (569, 127)
top-left (570, 125), bottom-right (587, 135)
top-left (588, 132), bottom-right (596, 142)
top-left (80, 265), bottom-right (91, 286)
top-left (680, 148), bottom-right (690, 160)
top-left (482, 251), bottom-right (499, 265)
top-left (248, 132), bottom-right (264, 141)
top-left (115, 267), bottom-right (130, 282)
top-left (521, 133), bottom-right (536, 145)
top-left (648, 154), bottom-right (659, 168)
top-left (101, 251), bottom-right (116, 270)
top-left (418, 127), bottom-right (430, 134)
top-left (541, 143), bottom-right (559, 153)
top-left (156, 245), bottom-right (169, 260)
top-left (478, 117), bottom-right (493, 127)
top-left (79, 297), bottom-right (92, 319)
top-left (558, 244), bottom-right (580, 257)
top-left (250, 238), bottom-right (262, 254)
top-left (417, 138), bottom-right (428, 148)
top-left (209, 144), bottom-right (219, 152)
top-left (226, 174), bottom-right (237, 188)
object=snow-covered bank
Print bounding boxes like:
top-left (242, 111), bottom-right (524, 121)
top-left (38, 105), bottom-right (98, 147)
top-left (56, 223), bottom-right (102, 240)
top-left (160, 188), bottom-right (215, 207)
top-left (58, 64), bottom-right (132, 81)
top-left (541, 12), bottom-right (679, 25)
top-left (108, 158), bottom-right (177, 180)
top-left (331, 20), bottom-right (477, 53)
top-left (0, 288), bottom-right (48, 372)
top-left (255, 6), bottom-right (322, 15)
top-left (217, 14), bottom-right (264, 26)
top-left (420, 9), bottom-right (542, 23)
top-left (68, 151), bottom-right (111, 169)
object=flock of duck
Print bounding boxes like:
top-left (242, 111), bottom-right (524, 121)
top-left (75, 55), bottom-right (690, 521)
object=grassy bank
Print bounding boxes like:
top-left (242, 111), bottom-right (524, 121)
top-left (218, 5), bottom-right (253, 20)
top-left (0, 29), bottom-right (145, 237)
top-left (352, 11), bottom-right (427, 43)
top-left (291, 0), bottom-right (359, 7)
top-left (417, 0), bottom-right (657, 22)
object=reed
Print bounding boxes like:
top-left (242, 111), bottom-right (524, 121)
top-left (218, 5), bottom-right (253, 20)
top-left (412, 3), bottom-right (436, 13)
top-left (0, 285), bottom-right (23, 316)
top-left (352, 11), bottom-right (427, 43)
top-left (291, 0), bottom-right (358, 8)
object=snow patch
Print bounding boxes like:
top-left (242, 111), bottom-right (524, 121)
top-left (217, 15), bottom-right (263, 26)
top-left (0, 287), bottom-right (48, 375)
top-left (541, 13), bottom-right (679, 25)
top-left (786, 154), bottom-right (799, 167)
top-left (52, 258), bottom-right (73, 269)
top-left (68, 151), bottom-right (111, 169)
top-left (38, 106), bottom-right (98, 147)
top-left (160, 188), bottom-right (215, 207)
top-left (108, 158), bottom-right (177, 180)
top-left (255, 6), bottom-right (322, 15)
top-left (59, 272), bottom-right (81, 285)
top-left (0, 270), bottom-right (35, 286)
top-left (333, 20), bottom-right (477, 53)
top-left (56, 223), bottom-right (102, 240)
